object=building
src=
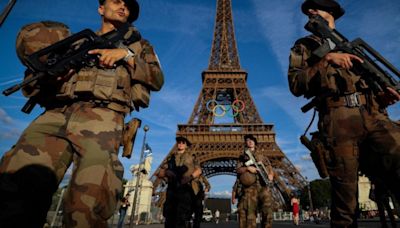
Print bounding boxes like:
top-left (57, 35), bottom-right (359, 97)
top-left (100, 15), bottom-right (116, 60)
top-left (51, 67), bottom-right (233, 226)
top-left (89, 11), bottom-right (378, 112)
top-left (124, 156), bottom-right (153, 224)
top-left (358, 175), bottom-right (377, 211)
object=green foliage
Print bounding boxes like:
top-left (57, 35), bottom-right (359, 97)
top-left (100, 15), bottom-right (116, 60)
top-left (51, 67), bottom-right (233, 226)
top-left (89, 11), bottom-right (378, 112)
top-left (311, 179), bottom-right (331, 208)
top-left (299, 179), bottom-right (331, 210)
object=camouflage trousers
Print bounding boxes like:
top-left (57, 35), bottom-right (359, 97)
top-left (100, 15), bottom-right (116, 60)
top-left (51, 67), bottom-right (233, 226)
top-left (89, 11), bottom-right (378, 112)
top-left (0, 102), bottom-right (124, 228)
top-left (319, 105), bottom-right (400, 228)
top-left (238, 183), bottom-right (273, 228)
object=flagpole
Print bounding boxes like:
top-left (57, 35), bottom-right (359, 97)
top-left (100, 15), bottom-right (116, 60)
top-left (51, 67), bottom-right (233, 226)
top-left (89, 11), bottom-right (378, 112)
top-left (129, 125), bottom-right (149, 228)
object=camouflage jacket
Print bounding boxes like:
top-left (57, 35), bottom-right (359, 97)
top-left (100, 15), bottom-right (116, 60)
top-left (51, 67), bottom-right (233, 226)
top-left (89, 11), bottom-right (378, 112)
top-left (237, 148), bottom-right (272, 187)
top-left (194, 174), bottom-right (210, 192)
top-left (161, 151), bottom-right (201, 193)
top-left (20, 24), bottom-right (164, 113)
top-left (288, 35), bottom-right (369, 99)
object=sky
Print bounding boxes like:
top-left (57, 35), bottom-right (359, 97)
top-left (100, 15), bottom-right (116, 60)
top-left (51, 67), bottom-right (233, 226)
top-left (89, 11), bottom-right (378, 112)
top-left (0, 0), bottom-right (399, 198)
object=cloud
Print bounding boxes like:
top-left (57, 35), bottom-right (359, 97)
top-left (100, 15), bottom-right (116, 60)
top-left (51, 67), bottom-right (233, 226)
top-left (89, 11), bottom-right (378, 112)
top-left (0, 108), bottom-right (13, 124)
top-left (301, 154), bottom-right (312, 161)
top-left (258, 86), bottom-right (315, 130)
top-left (209, 190), bottom-right (231, 199)
top-left (252, 0), bottom-right (400, 80)
top-left (341, 1), bottom-right (400, 66)
top-left (134, 85), bottom-right (198, 132)
top-left (140, 1), bottom-right (214, 36)
top-left (294, 165), bottom-right (303, 172)
top-left (0, 128), bottom-right (21, 140)
top-left (252, 0), bottom-right (306, 78)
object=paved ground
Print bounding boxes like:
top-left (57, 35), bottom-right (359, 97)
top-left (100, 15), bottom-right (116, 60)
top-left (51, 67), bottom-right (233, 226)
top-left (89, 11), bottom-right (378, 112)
top-left (49, 212), bottom-right (398, 227)
top-left (111, 220), bottom-right (399, 228)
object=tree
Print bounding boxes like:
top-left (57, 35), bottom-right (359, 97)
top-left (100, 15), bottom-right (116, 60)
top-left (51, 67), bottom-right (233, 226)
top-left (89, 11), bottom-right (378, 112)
top-left (300, 179), bottom-right (331, 210)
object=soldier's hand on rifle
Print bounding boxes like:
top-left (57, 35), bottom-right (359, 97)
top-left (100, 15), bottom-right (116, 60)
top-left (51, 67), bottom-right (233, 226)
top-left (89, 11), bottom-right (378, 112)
top-left (247, 166), bottom-right (258, 174)
top-left (56, 69), bottom-right (75, 82)
top-left (377, 87), bottom-right (400, 107)
top-left (324, 52), bottom-right (363, 69)
top-left (165, 170), bottom-right (176, 179)
top-left (88, 48), bottom-right (130, 68)
top-left (180, 175), bottom-right (193, 185)
top-left (268, 173), bottom-right (274, 182)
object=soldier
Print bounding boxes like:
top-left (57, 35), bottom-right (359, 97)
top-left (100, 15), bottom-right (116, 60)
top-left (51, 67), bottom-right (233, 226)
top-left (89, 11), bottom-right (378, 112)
top-left (236, 134), bottom-right (274, 228)
top-left (288, 0), bottom-right (400, 227)
top-left (0, 0), bottom-right (164, 227)
top-left (156, 136), bottom-right (202, 228)
top-left (192, 174), bottom-right (211, 228)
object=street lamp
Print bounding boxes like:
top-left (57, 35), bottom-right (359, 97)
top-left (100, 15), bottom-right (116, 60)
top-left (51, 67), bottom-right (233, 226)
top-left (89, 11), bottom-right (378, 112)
top-left (305, 177), bottom-right (314, 212)
top-left (129, 125), bottom-right (149, 228)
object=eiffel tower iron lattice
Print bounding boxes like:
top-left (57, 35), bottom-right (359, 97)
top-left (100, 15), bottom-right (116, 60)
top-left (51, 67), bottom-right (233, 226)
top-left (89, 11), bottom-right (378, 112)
top-left (151, 0), bottom-right (307, 209)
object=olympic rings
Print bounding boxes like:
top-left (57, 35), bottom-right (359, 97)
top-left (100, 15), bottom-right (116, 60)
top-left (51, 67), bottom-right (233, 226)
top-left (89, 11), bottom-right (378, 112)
top-left (206, 99), bottom-right (246, 117)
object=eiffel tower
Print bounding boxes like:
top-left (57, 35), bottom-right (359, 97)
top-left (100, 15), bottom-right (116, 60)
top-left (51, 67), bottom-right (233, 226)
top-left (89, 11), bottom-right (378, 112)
top-left (151, 0), bottom-right (307, 209)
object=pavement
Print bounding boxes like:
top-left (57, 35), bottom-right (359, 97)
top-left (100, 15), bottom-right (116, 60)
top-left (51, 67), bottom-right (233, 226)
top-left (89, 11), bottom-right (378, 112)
top-left (110, 220), bottom-right (399, 228)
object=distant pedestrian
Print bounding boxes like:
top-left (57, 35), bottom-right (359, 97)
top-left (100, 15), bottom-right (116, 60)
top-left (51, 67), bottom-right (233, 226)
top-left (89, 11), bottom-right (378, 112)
top-left (117, 193), bottom-right (130, 228)
top-left (291, 194), bottom-right (300, 226)
top-left (215, 210), bottom-right (220, 224)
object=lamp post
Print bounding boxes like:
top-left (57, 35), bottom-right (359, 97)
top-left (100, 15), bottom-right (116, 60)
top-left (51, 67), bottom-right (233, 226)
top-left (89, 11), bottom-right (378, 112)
top-left (306, 177), bottom-right (314, 212)
top-left (129, 125), bottom-right (149, 228)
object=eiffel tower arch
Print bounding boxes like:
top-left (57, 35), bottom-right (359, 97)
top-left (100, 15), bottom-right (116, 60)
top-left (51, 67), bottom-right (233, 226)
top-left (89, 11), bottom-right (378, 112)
top-left (151, 0), bottom-right (307, 209)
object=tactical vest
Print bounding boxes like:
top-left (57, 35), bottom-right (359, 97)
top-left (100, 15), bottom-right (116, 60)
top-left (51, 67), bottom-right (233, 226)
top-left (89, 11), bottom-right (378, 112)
top-left (16, 21), bottom-right (164, 113)
top-left (295, 35), bottom-right (368, 97)
top-left (55, 38), bottom-right (162, 113)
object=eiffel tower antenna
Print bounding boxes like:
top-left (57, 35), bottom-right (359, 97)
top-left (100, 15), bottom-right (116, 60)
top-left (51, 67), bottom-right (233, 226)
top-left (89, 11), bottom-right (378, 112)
top-left (208, 0), bottom-right (240, 71)
top-left (151, 0), bottom-right (307, 209)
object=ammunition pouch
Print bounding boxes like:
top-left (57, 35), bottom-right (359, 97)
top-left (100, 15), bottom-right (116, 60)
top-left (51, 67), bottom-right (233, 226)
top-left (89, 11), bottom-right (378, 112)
top-left (121, 118), bottom-right (142, 158)
top-left (131, 83), bottom-right (150, 109)
top-left (300, 132), bottom-right (330, 178)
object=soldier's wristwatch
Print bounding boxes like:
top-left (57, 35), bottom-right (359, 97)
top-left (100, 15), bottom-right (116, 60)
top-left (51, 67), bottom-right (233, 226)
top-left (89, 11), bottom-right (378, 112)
top-left (123, 47), bottom-right (135, 62)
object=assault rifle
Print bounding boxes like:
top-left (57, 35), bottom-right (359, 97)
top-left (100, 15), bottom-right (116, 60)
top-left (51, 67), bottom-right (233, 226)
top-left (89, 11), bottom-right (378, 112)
top-left (2, 23), bottom-right (141, 113)
top-left (301, 15), bottom-right (400, 113)
top-left (244, 149), bottom-right (273, 187)
top-left (0, 0), bottom-right (16, 27)
top-left (166, 155), bottom-right (188, 189)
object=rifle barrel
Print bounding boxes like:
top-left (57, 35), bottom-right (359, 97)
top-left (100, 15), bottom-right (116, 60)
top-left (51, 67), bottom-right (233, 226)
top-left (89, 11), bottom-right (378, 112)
top-left (0, 0), bottom-right (17, 27)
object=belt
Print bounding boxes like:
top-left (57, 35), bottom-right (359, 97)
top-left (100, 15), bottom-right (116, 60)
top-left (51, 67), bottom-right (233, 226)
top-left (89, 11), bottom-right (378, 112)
top-left (325, 93), bottom-right (367, 109)
top-left (45, 99), bottom-right (129, 113)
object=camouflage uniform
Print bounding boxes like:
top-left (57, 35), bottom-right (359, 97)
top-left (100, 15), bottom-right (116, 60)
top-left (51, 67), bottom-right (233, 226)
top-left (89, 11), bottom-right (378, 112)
top-left (162, 151), bottom-right (200, 228)
top-left (0, 20), bottom-right (163, 228)
top-left (192, 174), bottom-right (210, 228)
top-left (288, 32), bottom-right (400, 227)
top-left (237, 149), bottom-right (273, 228)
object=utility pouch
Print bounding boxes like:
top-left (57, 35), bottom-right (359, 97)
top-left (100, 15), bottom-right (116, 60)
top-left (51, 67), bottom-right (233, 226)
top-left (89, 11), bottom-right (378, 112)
top-left (131, 83), bottom-right (150, 109)
top-left (121, 118), bottom-right (142, 158)
top-left (300, 132), bottom-right (329, 178)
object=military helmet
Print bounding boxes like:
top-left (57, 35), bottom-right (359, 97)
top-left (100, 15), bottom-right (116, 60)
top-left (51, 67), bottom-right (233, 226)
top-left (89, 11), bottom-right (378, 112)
top-left (98, 0), bottom-right (139, 23)
top-left (301, 0), bottom-right (345, 19)
top-left (16, 21), bottom-right (71, 66)
top-left (239, 172), bottom-right (256, 187)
